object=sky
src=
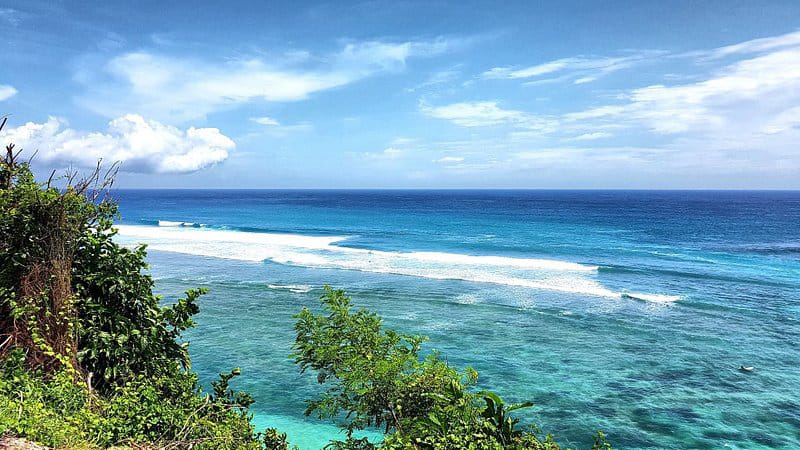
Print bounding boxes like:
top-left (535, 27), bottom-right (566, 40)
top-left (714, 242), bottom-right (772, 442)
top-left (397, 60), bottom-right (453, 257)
top-left (1, 0), bottom-right (800, 189)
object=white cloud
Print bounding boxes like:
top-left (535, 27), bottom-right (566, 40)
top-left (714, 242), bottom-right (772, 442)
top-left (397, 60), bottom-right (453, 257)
top-left (434, 156), bottom-right (464, 163)
top-left (708, 30), bottom-right (800, 59)
top-left (482, 53), bottom-right (659, 84)
top-left (443, 33), bottom-right (800, 185)
top-left (570, 132), bottom-right (612, 141)
top-left (563, 106), bottom-right (626, 121)
top-left (565, 46), bottom-right (800, 135)
top-left (335, 39), bottom-right (452, 72)
top-left (0, 84), bottom-right (17, 101)
top-left (421, 101), bottom-right (524, 127)
top-left (358, 147), bottom-right (407, 161)
top-left (483, 31), bottom-right (800, 88)
top-left (762, 106), bottom-right (800, 135)
top-left (389, 137), bottom-right (416, 146)
top-left (250, 116), bottom-right (280, 126)
top-left (406, 67), bottom-right (461, 92)
top-left (385, 32), bottom-right (800, 187)
top-left (0, 114), bottom-right (233, 173)
top-left (573, 76), bottom-right (596, 85)
top-left (421, 101), bottom-right (558, 132)
top-left (483, 59), bottom-right (573, 79)
top-left (76, 39), bottom-right (458, 123)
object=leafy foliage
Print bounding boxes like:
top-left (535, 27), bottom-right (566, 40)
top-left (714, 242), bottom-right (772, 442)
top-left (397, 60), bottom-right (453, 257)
top-left (0, 349), bottom-right (290, 449)
top-left (72, 211), bottom-right (206, 391)
top-left (293, 287), bottom-right (462, 436)
top-left (0, 143), bottom-right (290, 449)
top-left (0, 154), bottom-right (102, 373)
top-left (294, 287), bottom-right (612, 449)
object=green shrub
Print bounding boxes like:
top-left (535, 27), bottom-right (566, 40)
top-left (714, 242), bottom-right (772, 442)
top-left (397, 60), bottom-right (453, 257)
top-left (294, 287), bottom-right (611, 449)
top-left (0, 350), bottom-right (106, 448)
top-left (73, 216), bottom-right (206, 393)
top-left (0, 351), bottom-right (289, 449)
top-left (0, 151), bottom-right (290, 449)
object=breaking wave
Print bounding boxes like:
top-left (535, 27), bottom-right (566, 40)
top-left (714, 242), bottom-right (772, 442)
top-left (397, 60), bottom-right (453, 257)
top-left (115, 224), bottom-right (680, 303)
top-left (157, 220), bottom-right (206, 228)
top-left (267, 284), bottom-right (314, 293)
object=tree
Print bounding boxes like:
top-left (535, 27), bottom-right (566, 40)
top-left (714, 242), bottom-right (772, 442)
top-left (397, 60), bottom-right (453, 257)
top-left (293, 287), bottom-right (611, 449)
top-left (0, 127), bottom-right (289, 449)
top-left (0, 116), bottom-right (115, 374)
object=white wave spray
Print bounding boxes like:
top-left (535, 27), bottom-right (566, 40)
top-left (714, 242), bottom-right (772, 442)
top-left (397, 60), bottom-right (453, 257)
top-left (115, 225), bottom-right (680, 303)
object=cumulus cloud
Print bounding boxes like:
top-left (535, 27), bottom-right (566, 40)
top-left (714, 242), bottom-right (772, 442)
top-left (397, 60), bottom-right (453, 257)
top-left (0, 84), bottom-right (17, 101)
top-left (76, 38), bottom-right (458, 122)
top-left (0, 114), bottom-right (233, 173)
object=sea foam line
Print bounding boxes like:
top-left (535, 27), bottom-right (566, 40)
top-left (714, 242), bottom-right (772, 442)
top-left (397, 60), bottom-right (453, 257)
top-left (158, 220), bottom-right (207, 228)
top-left (267, 284), bottom-right (314, 293)
top-left (114, 225), bottom-right (680, 303)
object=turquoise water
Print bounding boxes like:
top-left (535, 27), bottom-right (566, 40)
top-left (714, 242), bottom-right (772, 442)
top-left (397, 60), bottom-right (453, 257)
top-left (112, 190), bottom-right (800, 449)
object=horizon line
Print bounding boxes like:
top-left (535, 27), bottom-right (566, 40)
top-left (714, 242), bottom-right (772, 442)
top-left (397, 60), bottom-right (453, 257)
top-left (106, 187), bottom-right (800, 192)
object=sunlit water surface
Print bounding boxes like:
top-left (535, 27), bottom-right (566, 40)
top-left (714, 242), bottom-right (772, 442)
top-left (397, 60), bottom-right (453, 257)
top-left (112, 190), bottom-right (800, 449)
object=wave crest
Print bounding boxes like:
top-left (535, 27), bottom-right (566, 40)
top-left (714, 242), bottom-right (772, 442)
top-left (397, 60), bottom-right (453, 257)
top-left (115, 224), bottom-right (679, 302)
top-left (157, 220), bottom-right (206, 228)
top-left (267, 284), bottom-right (313, 293)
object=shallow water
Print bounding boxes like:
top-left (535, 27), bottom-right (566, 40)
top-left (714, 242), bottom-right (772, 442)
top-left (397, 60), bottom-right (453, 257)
top-left (113, 190), bottom-right (800, 449)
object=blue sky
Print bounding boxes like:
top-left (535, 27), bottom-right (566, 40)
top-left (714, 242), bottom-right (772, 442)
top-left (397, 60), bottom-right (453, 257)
top-left (1, 0), bottom-right (800, 188)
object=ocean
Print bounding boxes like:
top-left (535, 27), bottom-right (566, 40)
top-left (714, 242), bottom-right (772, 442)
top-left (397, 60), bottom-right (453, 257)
top-left (111, 190), bottom-right (800, 449)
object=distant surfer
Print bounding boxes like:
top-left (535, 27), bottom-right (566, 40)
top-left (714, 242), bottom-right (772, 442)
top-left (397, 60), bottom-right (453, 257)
top-left (739, 365), bottom-right (754, 372)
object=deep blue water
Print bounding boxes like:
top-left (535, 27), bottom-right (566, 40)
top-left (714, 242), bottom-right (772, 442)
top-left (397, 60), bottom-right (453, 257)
top-left (111, 190), bottom-right (800, 449)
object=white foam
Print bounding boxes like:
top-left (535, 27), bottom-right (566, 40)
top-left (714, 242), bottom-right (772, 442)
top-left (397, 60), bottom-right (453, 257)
top-left (267, 284), bottom-right (313, 293)
top-left (117, 225), bottom-right (346, 263)
top-left (114, 224), bottom-right (677, 302)
top-left (621, 292), bottom-right (682, 303)
top-left (158, 220), bottom-right (185, 227)
top-left (157, 220), bottom-right (206, 228)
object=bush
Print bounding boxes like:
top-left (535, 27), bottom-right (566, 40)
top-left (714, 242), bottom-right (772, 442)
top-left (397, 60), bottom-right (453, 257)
top-left (0, 350), bottom-right (289, 449)
top-left (73, 214), bottom-right (205, 393)
top-left (0, 350), bottom-right (104, 448)
top-left (0, 143), bottom-right (289, 449)
top-left (293, 287), bottom-right (611, 449)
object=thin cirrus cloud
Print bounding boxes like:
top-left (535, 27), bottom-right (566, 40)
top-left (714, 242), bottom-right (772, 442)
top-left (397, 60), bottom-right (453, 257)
top-left (564, 45), bottom-right (800, 136)
top-left (0, 84), bottom-right (17, 101)
top-left (75, 38), bottom-right (459, 123)
top-left (434, 156), bottom-right (465, 163)
top-left (420, 101), bottom-right (558, 132)
top-left (415, 31), bottom-right (800, 185)
top-left (357, 147), bottom-right (407, 161)
top-left (704, 30), bottom-right (800, 59)
top-left (536, 33), bottom-right (800, 178)
top-left (570, 132), bottom-right (613, 141)
top-left (468, 31), bottom-right (800, 144)
top-left (482, 52), bottom-right (661, 84)
top-left (421, 101), bottom-right (526, 126)
top-left (0, 114), bottom-right (234, 174)
top-left (250, 116), bottom-right (281, 126)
